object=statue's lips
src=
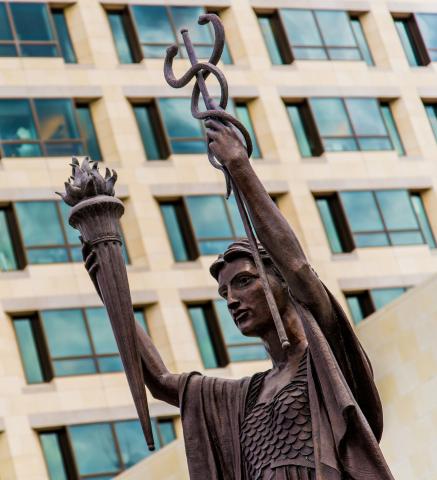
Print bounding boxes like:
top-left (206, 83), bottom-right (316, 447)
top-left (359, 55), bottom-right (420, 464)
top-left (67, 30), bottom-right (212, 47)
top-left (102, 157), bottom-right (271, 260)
top-left (234, 309), bottom-right (250, 323)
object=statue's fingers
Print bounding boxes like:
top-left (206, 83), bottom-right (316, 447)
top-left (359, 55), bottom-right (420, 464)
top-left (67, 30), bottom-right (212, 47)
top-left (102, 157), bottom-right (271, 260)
top-left (85, 250), bottom-right (97, 271)
top-left (206, 129), bottom-right (220, 141)
top-left (205, 119), bottom-right (224, 131)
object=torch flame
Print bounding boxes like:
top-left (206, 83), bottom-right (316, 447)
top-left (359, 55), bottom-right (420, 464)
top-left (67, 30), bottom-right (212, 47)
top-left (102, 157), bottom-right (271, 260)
top-left (56, 157), bottom-right (118, 206)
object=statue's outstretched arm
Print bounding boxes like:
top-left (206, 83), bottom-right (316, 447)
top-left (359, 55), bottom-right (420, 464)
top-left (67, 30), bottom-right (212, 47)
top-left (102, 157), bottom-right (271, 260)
top-left (85, 249), bottom-right (180, 407)
top-left (206, 120), bottom-right (335, 333)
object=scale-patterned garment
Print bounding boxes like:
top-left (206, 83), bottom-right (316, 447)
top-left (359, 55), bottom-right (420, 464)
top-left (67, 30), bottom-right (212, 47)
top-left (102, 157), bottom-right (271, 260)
top-left (240, 349), bottom-right (315, 480)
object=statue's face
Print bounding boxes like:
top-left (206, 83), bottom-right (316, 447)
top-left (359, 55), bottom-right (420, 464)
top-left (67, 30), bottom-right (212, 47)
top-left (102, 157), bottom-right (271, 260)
top-left (217, 257), bottom-right (288, 337)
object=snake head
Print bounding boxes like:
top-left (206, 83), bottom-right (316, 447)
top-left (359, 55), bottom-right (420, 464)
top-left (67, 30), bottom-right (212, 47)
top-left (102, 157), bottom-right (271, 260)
top-left (164, 44), bottom-right (181, 88)
top-left (198, 13), bottom-right (224, 66)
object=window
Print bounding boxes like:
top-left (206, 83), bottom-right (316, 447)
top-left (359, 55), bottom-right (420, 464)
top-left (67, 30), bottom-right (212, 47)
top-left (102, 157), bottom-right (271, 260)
top-left (108, 6), bottom-right (232, 64)
top-left (0, 2), bottom-right (75, 62)
top-left (394, 14), bottom-right (437, 66)
top-left (424, 103), bottom-right (437, 141)
top-left (13, 308), bottom-right (148, 382)
top-left (258, 9), bottom-right (373, 65)
top-left (133, 98), bottom-right (260, 158)
top-left (188, 301), bottom-right (268, 367)
top-left (316, 190), bottom-right (436, 252)
top-left (287, 98), bottom-right (404, 156)
top-left (346, 287), bottom-right (407, 325)
top-left (39, 418), bottom-right (176, 479)
top-left (0, 207), bottom-right (20, 271)
top-left (0, 99), bottom-right (101, 159)
top-left (160, 195), bottom-right (246, 261)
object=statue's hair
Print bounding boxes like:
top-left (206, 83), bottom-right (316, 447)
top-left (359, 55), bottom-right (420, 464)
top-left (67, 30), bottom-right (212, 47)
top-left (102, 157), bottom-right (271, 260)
top-left (209, 238), bottom-right (285, 283)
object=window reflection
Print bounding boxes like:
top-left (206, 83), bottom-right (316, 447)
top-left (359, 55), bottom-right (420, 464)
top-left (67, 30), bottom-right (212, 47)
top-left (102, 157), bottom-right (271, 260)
top-left (0, 209), bottom-right (18, 271)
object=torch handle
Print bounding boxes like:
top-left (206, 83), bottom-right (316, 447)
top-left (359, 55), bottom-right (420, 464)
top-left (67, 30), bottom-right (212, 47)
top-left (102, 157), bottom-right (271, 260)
top-left (93, 240), bottom-right (155, 450)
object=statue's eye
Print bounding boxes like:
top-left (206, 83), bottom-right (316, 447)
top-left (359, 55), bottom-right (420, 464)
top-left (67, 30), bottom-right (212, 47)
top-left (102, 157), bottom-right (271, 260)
top-left (236, 275), bottom-right (252, 288)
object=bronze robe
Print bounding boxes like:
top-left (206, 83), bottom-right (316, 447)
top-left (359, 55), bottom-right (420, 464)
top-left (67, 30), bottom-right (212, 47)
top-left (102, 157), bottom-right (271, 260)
top-left (178, 288), bottom-right (394, 480)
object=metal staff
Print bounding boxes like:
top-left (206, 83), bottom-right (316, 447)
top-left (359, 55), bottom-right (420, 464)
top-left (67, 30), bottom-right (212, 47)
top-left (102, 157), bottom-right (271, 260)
top-left (58, 158), bottom-right (155, 450)
top-left (164, 14), bottom-right (290, 350)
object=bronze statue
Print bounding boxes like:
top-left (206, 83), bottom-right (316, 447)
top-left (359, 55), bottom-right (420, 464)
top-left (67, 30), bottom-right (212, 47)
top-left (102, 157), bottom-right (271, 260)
top-left (59, 13), bottom-right (395, 480)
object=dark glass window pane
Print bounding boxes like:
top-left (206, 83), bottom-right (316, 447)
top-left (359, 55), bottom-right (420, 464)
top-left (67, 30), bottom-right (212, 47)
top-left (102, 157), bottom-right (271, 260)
top-left (227, 195), bottom-right (245, 238)
top-left (53, 358), bottom-right (96, 376)
top-left (340, 191), bottom-right (384, 232)
top-left (375, 190), bottom-right (418, 230)
top-left (281, 10), bottom-right (321, 46)
top-left (131, 6), bottom-right (174, 44)
top-left (228, 344), bottom-right (268, 362)
top-left (15, 202), bottom-right (64, 247)
top-left (0, 44), bottom-right (17, 56)
top-left (160, 204), bottom-right (189, 261)
top-left (293, 47), bottom-right (327, 60)
top-left (59, 201), bottom-right (79, 245)
top-left (316, 11), bottom-right (356, 47)
top-left (425, 104), bottom-right (437, 140)
top-left (40, 433), bottom-right (68, 480)
top-left (52, 10), bottom-right (76, 63)
top-left (158, 419), bottom-right (176, 445)
top-left (86, 308), bottom-right (118, 355)
top-left (10, 3), bottom-right (54, 41)
top-left (346, 98), bottom-right (387, 136)
top-left (316, 198), bottom-right (344, 253)
top-left (354, 232), bottom-right (389, 247)
top-left (0, 210), bottom-right (18, 271)
top-left (27, 248), bottom-right (69, 264)
top-left (34, 99), bottom-right (79, 140)
top-left (186, 196), bottom-right (232, 239)
top-left (45, 141), bottom-right (84, 157)
top-left (108, 11), bottom-right (134, 64)
top-left (258, 16), bottom-right (283, 65)
top-left (371, 288), bottom-right (406, 310)
top-left (411, 194), bottom-right (436, 248)
top-left (159, 98), bottom-right (203, 139)
top-left (215, 299), bottom-right (256, 346)
top-left (287, 105), bottom-right (312, 157)
top-left (328, 48), bottom-right (361, 61)
top-left (133, 105), bottom-right (161, 160)
top-left (3, 143), bottom-right (42, 158)
top-left (416, 14), bottom-right (437, 50)
top-left (0, 3), bottom-right (12, 40)
top-left (0, 99), bottom-right (38, 142)
top-left (142, 44), bottom-right (168, 58)
top-left (346, 296), bottom-right (365, 325)
top-left (41, 309), bottom-right (92, 357)
top-left (115, 420), bottom-right (148, 468)
top-left (14, 319), bottom-right (44, 383)
top-left (323, 137), bottom-right (358, 152)
top-left (69, 423), bottom-right (120, 476)
top-left (188, 306), bottom-right (219, 368)
top-left (389, 231), bottom-right (423, 245)
top-left (235, 104), bottom-right (261, 158)
top-left (358, 137), bottom-right (392, 151)
top-left (311, 99), bottom-right (352, 136)
top-left (76, 104), bottom-right (102, 160)
top-left (172, 7), bottom-right (211, 44)
top-left (98, 356), bottom-right (123, 373)
top-left (395, 19), bottom-right (421, 66)
top-left (170, 139), bottom-right (206, 154)
top-left (20, 44), bottom-right (58, 57)
top-left (351, 18), bottom-right (373, 65)
top-left (198, 239), bottom-right (231, 255)
top-left (133, 310), bottom-right (148, 333)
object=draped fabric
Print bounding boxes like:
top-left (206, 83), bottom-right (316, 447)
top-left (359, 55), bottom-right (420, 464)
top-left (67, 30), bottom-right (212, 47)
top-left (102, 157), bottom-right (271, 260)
top-left (178, 286), bottom-right (394, 480)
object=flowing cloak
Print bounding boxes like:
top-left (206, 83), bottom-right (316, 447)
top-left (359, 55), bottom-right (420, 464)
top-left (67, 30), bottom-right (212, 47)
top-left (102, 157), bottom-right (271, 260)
top-left (178, 286), bottom-right (395, 480)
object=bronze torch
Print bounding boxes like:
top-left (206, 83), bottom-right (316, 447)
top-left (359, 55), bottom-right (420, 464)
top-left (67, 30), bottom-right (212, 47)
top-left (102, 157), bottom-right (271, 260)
top-left (58, 157), bottom-right (154, 450)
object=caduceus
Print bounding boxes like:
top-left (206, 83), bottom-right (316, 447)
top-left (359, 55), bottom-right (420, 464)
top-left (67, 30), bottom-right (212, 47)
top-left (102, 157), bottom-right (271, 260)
top-left (164, 14), bottom-right (290, 350)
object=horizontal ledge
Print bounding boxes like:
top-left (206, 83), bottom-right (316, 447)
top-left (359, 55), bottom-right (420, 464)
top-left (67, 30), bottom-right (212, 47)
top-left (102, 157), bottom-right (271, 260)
top-left (251, 0), bottom-right (370, 11)
top-left (338, 273), bottom-right (429, 291)
top-left (101, 0), bottom-right (230, 6)
top-left (179, 286), bottom-right (219, 302)
top-left (279, 85), bottom-right (401, 99)
top-left (2, 289), bottom-right (158, 313)
top-left (387, 1), bottom-right (437, 14)
top-left (123, 84), bottom-right (259, 99)
top-left (307, 176), bottom-right (433, 192)
top-left (150, 179), bottom-right (289, 197)
top-left (0, 85), bottom-right (102, 98)
top-left (29, 402), bottom-right (179, 429)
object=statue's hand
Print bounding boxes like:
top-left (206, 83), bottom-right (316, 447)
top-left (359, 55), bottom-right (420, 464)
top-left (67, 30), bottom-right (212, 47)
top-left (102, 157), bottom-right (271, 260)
top-left (205, 119), bottom-right (249, 171)
top-left (81, 237), bottom-right (103, 302)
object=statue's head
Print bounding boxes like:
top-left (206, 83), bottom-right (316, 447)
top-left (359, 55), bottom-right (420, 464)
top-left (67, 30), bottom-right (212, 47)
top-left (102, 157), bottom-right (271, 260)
top-left (210, 239), bottom-right (290, 337)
